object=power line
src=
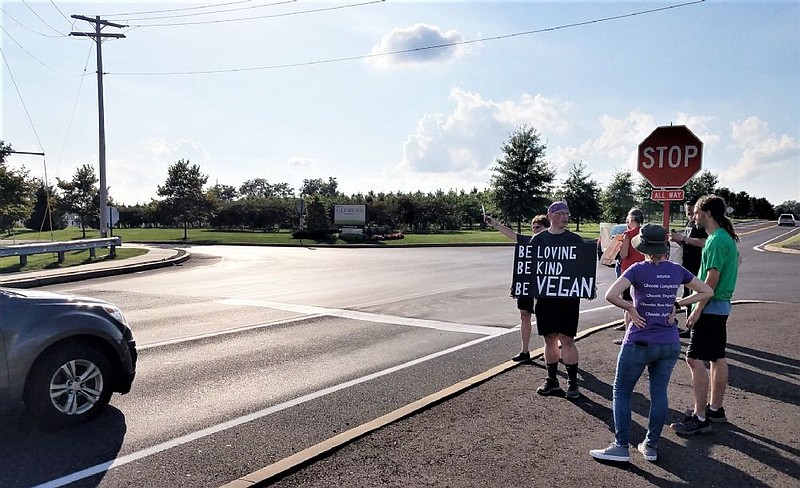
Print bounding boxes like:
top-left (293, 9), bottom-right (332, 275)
top-left (0, 7), bottom-right (65, 38)
top-left (0, 25), bottom-right (88, 76)
top-left (122, 0), bottom-right (384, 27)
top-left (99, 0), bottom-right (256, 18)
top-left (111, 0), bottom-right (705, 76)
top-left (48, 0), bottom-right (73, 24)
top-left (21, 0), bottom-right (67, 36)
top-left (1, 47), bottom-right (46, 153)
top-left (108, 0), bottom-right (296, 23)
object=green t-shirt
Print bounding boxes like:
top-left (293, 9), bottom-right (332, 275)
top-left (699, 227), bottom-right (739, 302)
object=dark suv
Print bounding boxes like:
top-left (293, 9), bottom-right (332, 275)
top-left (0, 287), bottom-right (137, 426)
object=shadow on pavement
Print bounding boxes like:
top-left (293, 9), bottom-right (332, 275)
top-left (0, 407), bottom-right (127, 487)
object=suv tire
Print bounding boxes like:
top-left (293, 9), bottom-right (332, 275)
top-left (24, 343), bottom-right (114, 426)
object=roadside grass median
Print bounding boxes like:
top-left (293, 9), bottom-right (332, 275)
top-left (0, 247), bottom-right (148, 274)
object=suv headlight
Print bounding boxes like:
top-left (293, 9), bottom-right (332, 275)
top-left (103, 305), bottom-right (128, 325)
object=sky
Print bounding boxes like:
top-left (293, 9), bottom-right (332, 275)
top-left (2, 0), bottom-right (799, 207)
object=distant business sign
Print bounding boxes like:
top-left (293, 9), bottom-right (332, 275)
top-left (334, 205), bottom-right (366, 225)
top-left (650, 189), bottom-right (685, 201)
top-left (512, 237), bottom-right (597, 298)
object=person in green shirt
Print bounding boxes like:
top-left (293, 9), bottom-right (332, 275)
top-left (671, 195), bottom-right (740, 436)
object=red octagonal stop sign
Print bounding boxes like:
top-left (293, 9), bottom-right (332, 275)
top-left (637, 125), bottom-right (703, 188)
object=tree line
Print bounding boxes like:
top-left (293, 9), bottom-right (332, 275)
top-left (2, 130), bottom-right (796, 239)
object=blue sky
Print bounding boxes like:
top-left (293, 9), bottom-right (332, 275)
top-left (2, 1), bottom-right (799, 206)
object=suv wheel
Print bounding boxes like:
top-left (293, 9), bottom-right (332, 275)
top-left (24, 343), bottom-right (113, 426)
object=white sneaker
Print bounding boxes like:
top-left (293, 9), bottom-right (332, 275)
top-left (589, 443), bottom-right (630, 462)
top-left (637, 441), bottom-right (657, 461)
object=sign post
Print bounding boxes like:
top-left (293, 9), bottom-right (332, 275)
top-left (637, 125), bottom-right (703, 228)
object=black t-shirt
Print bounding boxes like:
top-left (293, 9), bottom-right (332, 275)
top-left (682, 221), bottom-right (708, 274)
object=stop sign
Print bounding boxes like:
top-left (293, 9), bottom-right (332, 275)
top-left (637, 125), bottom-right (703, 188)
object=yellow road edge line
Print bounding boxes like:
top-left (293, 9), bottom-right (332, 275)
top-left (218, 318), bottom-right (624, 488)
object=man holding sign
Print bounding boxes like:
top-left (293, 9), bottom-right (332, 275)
top-left (487, 201), bottom-right (596, 399)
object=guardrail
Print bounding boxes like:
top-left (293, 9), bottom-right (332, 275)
top-left (0, 237), bottom-right (122, 266)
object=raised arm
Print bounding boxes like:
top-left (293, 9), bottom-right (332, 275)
top-left (485, 215), bottom-right (518, 241)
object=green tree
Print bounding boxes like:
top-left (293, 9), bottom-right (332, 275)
top-left (1, 141), bottom-right (36, 234)
top-left (489, 125), bottom-right (555, 232)
top-left (239, 178), bottom-right (294, 198)
top-left (57, 164), bottom-right (99, 238)
top-left (733, 190), bottom-right (752, 216)
top-left (601, 170), bottom-right (637, 223)
top-left (751, 197), bottom-right (775, 220)
top-left (633, 178), bottom-right (661, 219)
top-left (560, 162), bottom-right (601, 231)
top-left (157, 159), bottom-right (210, 240)
top-left (775, 200), bottom-right (800, 217)
top-left (208, 183), bottom-right (239, 202)
top-left (304, 194), bottom-right (331, 237)
top-left (301, 177), bottom-right (339, 198)
top-left (25, 181), bottom-right (65, 232)
top-left (683, 170), bottom-right (719, 202)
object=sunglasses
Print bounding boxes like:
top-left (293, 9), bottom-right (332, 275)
top-left (532, 224), bottom-right (543, 230)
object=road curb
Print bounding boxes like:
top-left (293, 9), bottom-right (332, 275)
top-left (764, 243), bottom-right (800, 254)
top-left (0, 248), bottom-right (191, 289)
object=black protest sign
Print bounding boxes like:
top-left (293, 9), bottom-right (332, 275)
top-left (512, 236), bottom-right (597, 298)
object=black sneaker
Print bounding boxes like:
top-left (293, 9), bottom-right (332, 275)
top-left (612, 338), bottom-right (623, 345)
top-left (536, 378), bottom-right (564, 397)
top-left (671, 414), bottom-right (711, 435)
top-left (511, 351), bottom-right (531, 362)
top-left (706, 406), bottom-right (728, 423)
top-left (565, 382), bottom-right (580, 399)
top-left (678, 328), bottom-right (691, 339)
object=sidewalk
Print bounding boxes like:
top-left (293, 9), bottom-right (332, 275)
top-left (231, 301), bottom-right (800, 488)
top-left (0, 243), bottom-right (189, 288)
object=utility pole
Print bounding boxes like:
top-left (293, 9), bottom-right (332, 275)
top-left (70, 15), bottom-right (126, 238)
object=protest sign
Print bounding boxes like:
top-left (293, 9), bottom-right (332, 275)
top-left (512, 236), bottom-right (597, 298)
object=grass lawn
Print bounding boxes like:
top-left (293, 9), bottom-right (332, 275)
top-left (6, 224), bottom-right (609, 247)
top-left (10, 217), bottom-right (760, 275)
top-left (0, 247), bottom-right (148, 274)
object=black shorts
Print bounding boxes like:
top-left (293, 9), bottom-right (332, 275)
top-left (534, 297), bottom-right (580, 337)
top-left (517, 296), bottom-right (534, 313)
top-left (622, 286), bottom-right (632, 302)
top-left (686, 313), bottom-right (728, 361)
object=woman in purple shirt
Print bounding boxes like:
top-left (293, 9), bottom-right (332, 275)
top-left (590, 224), bottom-right (713, 463)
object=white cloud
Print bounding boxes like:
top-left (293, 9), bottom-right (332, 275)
top-left (550, 111), bottom-right (657, 177)
top-left (550, 112), bottom-right (726, 185)
top-left (368, 23), bottom-right (472, 68)
top-left (724, 116), bottom-right (800, 184)
top-left (400, 88), bottom-right (572, 174)
top-left (287, 157), bottom-right (314, 167)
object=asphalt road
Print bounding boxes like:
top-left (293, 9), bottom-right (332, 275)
top-left (0, 221), bottom-right (796, 488)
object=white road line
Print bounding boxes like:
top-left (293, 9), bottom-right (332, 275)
top-left (752, 227), bottom-right (799, 252)
top-left (35, 301), bottom-right (617, 488)
top-left (32, 331), bottom-right (513, 488)
top-left (219, 298), bottom-right (508, 336)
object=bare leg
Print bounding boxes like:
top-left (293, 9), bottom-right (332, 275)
top-left (520, 310), bottom-right (532, 352)
top-left (543, 333), bottom-right (561, 364)
top-left (709, 359), bottom-right (728, 409)
top-left (687, 357), bottom-right (709, 416)
top-left (559, 335), bottom-right (578, 365)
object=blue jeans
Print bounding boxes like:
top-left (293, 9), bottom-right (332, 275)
top-left (612, 342), bottom-right (681, 448)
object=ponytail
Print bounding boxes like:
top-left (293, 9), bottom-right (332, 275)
top-left (696, 194), bottom-right (739, 242)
